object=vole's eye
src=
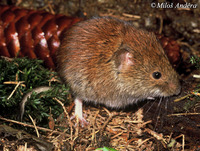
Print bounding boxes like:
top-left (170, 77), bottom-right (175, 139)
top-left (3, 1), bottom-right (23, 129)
top-left (152, 72), bottom-right (162, 79)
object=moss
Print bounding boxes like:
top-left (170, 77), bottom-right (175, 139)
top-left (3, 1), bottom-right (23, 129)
top-left (0, 57), bottom-right (70, 126)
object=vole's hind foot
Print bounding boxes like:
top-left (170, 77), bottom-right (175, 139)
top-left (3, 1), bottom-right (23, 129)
top-left (70, 114), bottom-right (89, 127)
top-left (70, 97), bottom-right (89, 127)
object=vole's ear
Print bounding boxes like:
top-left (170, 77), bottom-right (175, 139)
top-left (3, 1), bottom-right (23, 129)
top-left (114, 45), bottom-right (134, 71)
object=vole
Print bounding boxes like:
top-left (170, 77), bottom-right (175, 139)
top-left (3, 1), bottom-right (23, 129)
top-left (56, 17), bottom-right (181, 125)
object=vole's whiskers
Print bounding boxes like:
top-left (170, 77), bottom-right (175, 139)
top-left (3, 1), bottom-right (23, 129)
top-left (154, 97), bottom-right (163, 130)
top-left (165, 97), bottom-right (168, 110)
top-left (144, 99), bottom-right (157, 114)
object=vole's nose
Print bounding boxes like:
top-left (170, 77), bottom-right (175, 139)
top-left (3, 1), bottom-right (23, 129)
top-left (175, 84), bottom-right (181, 95)
top-left (168, 81), bottom-right (181, 96)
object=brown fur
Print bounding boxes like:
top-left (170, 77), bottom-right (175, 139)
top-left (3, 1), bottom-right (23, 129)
top-left (57, 17), bottom-right (181, 108)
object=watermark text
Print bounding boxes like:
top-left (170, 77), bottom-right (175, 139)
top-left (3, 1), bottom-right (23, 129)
top-left (151, 2), bottom-right (198, 9)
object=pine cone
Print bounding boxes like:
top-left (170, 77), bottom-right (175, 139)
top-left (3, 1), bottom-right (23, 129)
top-left (157, 34), bottom-right (181, 68)
top-left (0, 5), bottom-right (82, 69)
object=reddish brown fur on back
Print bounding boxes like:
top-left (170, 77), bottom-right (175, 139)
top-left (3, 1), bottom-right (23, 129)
top-left (57, 17), bottom-right (181, 108)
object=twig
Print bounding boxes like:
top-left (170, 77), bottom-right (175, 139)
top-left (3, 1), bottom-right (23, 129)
top-left (174, 88), bottom-right (200, 102)
top-left (47, 1), bottom-right (55, 14)
top-left (25, 142), bottom-right (27, 151)
top-left (193, 74), bottom-right (200, 78)
top-left (3, 81), bottom-right (25, 86)
top-left (111, 131), bottom-right (124, 139)
top-left (174, 94), bottom-right (191, 102)
top-left (137, 137), bottom-right (153, 147)
top-left (156, 14), bottom-right (163, 34)
top-left (100, 107), bottom-right (114, 131)
top-left (53, 98), bottom-right (73, 140)
top-left (191, 91), bottom-right (200, 96)
top-left (122, 13), bottom-right (141, 19)
top-left (91, 110), bottom-right (100, 143)
top-left (0, 56), bottom-right (14, 61)
top-left (0, 116), bottom-right (62, 134)
top-left (167, 112), bottom-right (200, 117)
top-left (7, 81), bottom-right (25, 100)
top-left (144, 128), bottom-right (167, 144)
top-left (174, 134), bottom-right (185, 151)
top-left (182, 134), bottom-right (185, 151)
top-left (140, 120), bottom-right (152, 127)
top-left (28, 115), bottom-right (40, 138)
